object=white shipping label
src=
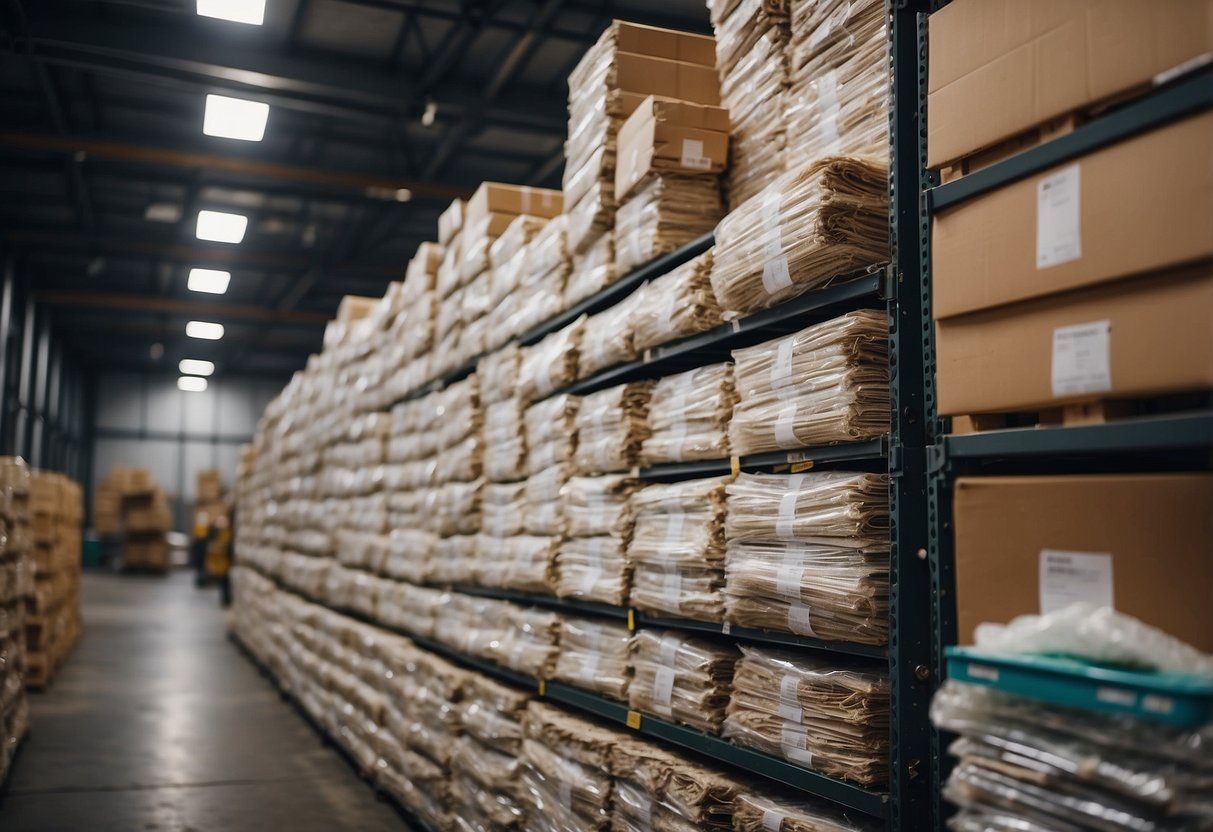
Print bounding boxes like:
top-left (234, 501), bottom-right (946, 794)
top-left (780, 722), bottom-right (813, 767)
top-left (1036, 164), bottom-right (1082, 269)
top-left (770, 336), bottom-right (796, 388)
top-left (775, 564), bottom-right (804, 601)
top-left (680, 138), bottom-right (712, 170)
top-left (779, 674), bottom-right (803, 722)
top-left (1051, 320), bottom-right (1112, 397)
top-left (788, 603), bottom-right (817, 636)
top-left (774, 403), bottom-right (799, 449)
top-left (664, 512), bottom-right (686, 544)
top-left (652, 666), bottom-right (676, 714)
top-left (762, 809), bottom-right (786, 832)
top-left (1039, 549), bottom-right (1114, 614)
top-left (762, 256), bottom-right (793, 294)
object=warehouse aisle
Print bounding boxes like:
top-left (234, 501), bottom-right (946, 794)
top-left (0, 572), bottom-right (410, 831)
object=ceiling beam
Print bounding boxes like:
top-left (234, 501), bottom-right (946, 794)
top-left (0, 130), bottom-right (471, 201)
top-left (35, 290), bottom-right (330, 324)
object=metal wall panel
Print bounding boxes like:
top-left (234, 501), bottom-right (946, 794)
top-left (95, 372), bottom-right (145, 431)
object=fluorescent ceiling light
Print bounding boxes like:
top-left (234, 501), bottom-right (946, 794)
top-left (197, 0), bottom-right (265, 25)
top-left (196, 210), bottom-right (248, 243)
top-left (179, 359), bottom-right (216, 377)
top-left (186, 321), bottom-right (225, 340)
top-left (203, 94), bottom-right (269, 142)
top-left (178, 376), bottom-right (209, 392)
top-left (187, 268), bottom-right (231, 294)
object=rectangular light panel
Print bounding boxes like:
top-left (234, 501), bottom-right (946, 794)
top-left (187, 268), bottom-right (231, 294)
top-left (196, 210), bottom-right (248, 244)
top-left (186, 321), bottom-right (225, 340)
top-left (178, 376), bottom-right (209, 392)
top-left (179, 359), bottom-right (216, 377)
top-left (203, 94), bottom-right (269, 142)
top-left (197, 0), bottom-right (265, 25)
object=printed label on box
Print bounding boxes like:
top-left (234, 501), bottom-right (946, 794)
top-left (680, 138), bottom-right (711, 170)
top-left (1051, 319), bottom-right (1112, 397)
top-left (1036, 164), bottom-right (1082, 268)
top-left (1039, 549), bottom-right (1114, 614)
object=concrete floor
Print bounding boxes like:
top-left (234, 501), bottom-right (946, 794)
top-left (1, 571), bottom-right (413, 831)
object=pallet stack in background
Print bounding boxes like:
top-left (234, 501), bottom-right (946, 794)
top-left (925, 2), bottom-right (1213, 829)
top-left (0, 458), bottom-right (33, 784)
top-left (193, 468), bottom-right (227, 531)
top-left (25, 472), bottom-right (83, 689)
top-left (97, 466), bottom-right (173, 572)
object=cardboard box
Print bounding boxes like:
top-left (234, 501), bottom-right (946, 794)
top-left (127, 467), bottom-right (153, 495)
top-left (936, 264), bottom-right (1213, 415)
top-left (615, 96), bottom-right (730, 200)
top-left (613, 53), bottom-right (721, 109)
top-left (954, 473), bottom-right (1213, 652)
top-left (933, 113), bottom-right (1213, 319)
top-left (612, 20), bottom-right (716, 67)
top-left (466, 183), bottom-right (563, 227)
top-left (928, 0), bottom-right (1213, 168)
top-left (438, 199), bottom-right (465, 245)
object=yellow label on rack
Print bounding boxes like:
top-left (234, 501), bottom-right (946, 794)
top-left (790, 460), bottom-right (815, 473)
top-left (627, 609), bottom-right (636, 631)
top-left (730, 456), bottom-right (740, 477)
top-left (626, 711), bottom-right (643, 730)
top-left (538, 679), bottom-right (546, 696)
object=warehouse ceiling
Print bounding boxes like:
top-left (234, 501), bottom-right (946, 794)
top-left (0, 0), bottom-right (711, 379)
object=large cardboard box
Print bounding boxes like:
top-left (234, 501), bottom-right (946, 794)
top-left (615, 96), bottom-right (730, 201)
top-left (196, 469), bottom-right (222, 502)
top-left (613, 53), bottom-right (721, 109)
top-left (954, 474), bottom-right (1213, 652)
top-left (465, 183), bottom-right (563, 226)
top-left (933, 113), bottom-right (1213, 320)
top-left (936, 264), bottom-right (1213, 415)
top-left (612, 21), bottom-right (716, 67)
top-left (927, 0), bottom-right (1213, 168)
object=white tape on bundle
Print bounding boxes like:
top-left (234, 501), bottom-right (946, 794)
top-left (817, 70), bottom-right (842, 155)
top-left (661, 569), bottom-right (682, 612)
top-left (664, 511), bottom-right (686, 545)
top-left (657, 285), bottom-right (677, 336)
top-left (652, 666), bottom-right (676, 717)
top-left (576, 566), bottom-right (603, 594)
top-left (775, 563), bottom-right (804, 601)
top-left (760, 188), bottom-right (793, 295)
top-left (780, 722), bottom-right (814, 767)
top-left (558, 779), bottom-right (573, 813)
top-left (788, 602), bottom-right (817, 637)
top-left (578, 650), bottom-right (603, 684)
top-left (775, 474), bottom-right (807, 538)
top-left (634, 790), bottom-right (654, 828)
top-left (658, 632), bottom-right (682, 665)
top-left (665, 386), bottom-right (688, 418)
top-left (779, 674), bottom-right (803, 722)
top-left (669, 421), bottom-right (689, 461)
top-left (770, 336), bottom-right (795, 388)
top-left (762, 808), bottom-right (786, 832)
top-left (774, 402), bottom-right (799, 449)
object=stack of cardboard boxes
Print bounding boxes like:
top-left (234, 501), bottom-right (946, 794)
top-left (25, 471), bottom-right (82, 689)
top-left (193, 468), bottom-right (226, 531)
top-left (0, 458), bottom-right (32, 780)
top-left (97, 465), bottom-right (172, 571)
top-left (929, 0), bottom-right (1213, 652)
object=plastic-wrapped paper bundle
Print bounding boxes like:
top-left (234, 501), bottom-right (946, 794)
top-left (428, 534), bottom-right (478, 587)
top-left (481, 482), bottom-right (527, 538)
top-left (609, 736), bottom-right (740, 832)
top-left (725, 543), bottom-right (888, 645)
top-left (479, 343), bottom-right (523, 405)
top-left (732, 790), bottom-right (881, 832)
top-left (628, 477), bottom-right (729, 622)
top-left (932, 679), bottom-right (1213, 831)
top-left (573, 382), bottom-right (654, 475)
top-left (641, 363), bottom-right (737, 464)
top-left (484, 398), bottom-right (527, 483)
top-left (784, 0), bottom-right (888, 172)
top-left (628, 629), bottom-right (739, 733)
top-left (448, 741), bottom-right (524, 832)
top-left (492, 534), bottom-right (559, 594)
top-left (723, 647), bottom-right (890, 786)
top-left (401, 241), bottom-right (444, 302)
top-left (424, 479), bottom-right (482, 538)
top-left (494, 215), bottom-right (571, 344)
top-left (495, 605), bottom-right (561, 679)
top-left (377, 581), bottom-right (445, 637)
top-left (555, 535), bottom-right (631, 607)
top-left (719, 27), bottom-right (791, 208)
top-left (431, 432), bottom-right (483, 484)
top-left (524, 463), bottom-right (571, 536)
top-left (724, 472), bottom-right (889, 549)
top-left (577, 284), bottom-right (644, 379)
top-left (709, 0), bottom-right (790, 77)
top-left (461, 673), bottom-right (531, 755)
top-left (615, 174), bottom-right (725, 274)
top-left (383, 528), bottom-right (436, 584)
top-left (710, 161), bottom-right (889, 315)
top-left (490, 214), bottom-right (549, 271)
top-left (524, 395), bottom-right (580, 476)
top-left (335, 529), bottom-right (389, 574)
top-left (519, 702), bottom-right (624, 832)
top-left (729, 310), bottom-right (889, 455)
top-left (561, 475), bottom-right (639, 539)
top-left (565, 231), bottom-right (617, 310)
top-left (552, 617), bottom-right (633, 700)
top-left (631, 250), bottom-right (722, 352)
top-left (518, 319), bottom-right (584, 404)
top-left (437, 234), bottom-right (464, 299)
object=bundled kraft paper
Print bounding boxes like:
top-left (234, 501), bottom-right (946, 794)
top-left (493, 606), bottom-right (561, 679)
top-left (524, 497), bottom-right (566, 537)
top-left (421, 479), bottom-right (482, 538)
top-left (489, 213), bottom-right (550, 271)
top-left (631, 250), bottom-right (722, 353)
top-left (732, 790), bottom-right (881, 832)
top-left (525, 462), bottom-right (572, 510)
top-left (723, 647), bottom-right (890, 787)
top-left (401, 241), bottom-right (444, 297)
top-left (524, 395), bottom-right (580, 476)
top-left (428, 534), bottom-right (478, 587)
top-left (725, 472), bottom-right (889, 549)
top-left (437, 234), bottom-right (463, 299)
top-left (708, 0), bottom-right (790, 77)
top-left (609, 735), bottom-right (739, 832)
top-left (614, 173), bottom-right (725, 274)
top-left (561, 475), bottom-right (641, 539)
top-left (729, 310), bottom-right (890, 455)
top-left (628, 629), bottom-right (739, 733)
top-left (334, 529), bottom-right (389, 573)
top-left (784, 0), bottom-right (888, 171)
top-left (556, 534), bottom-right (631, 607)
top-left (578, 284), bottom-right (645, 379)
top-left (460, 673), bottom-right (531, 755)
top-left (566, 231), bottom-right (618, 310)
top-left (641, 362), bottom-right (738, 464)
top-left (489, 246), bottom-right (526, 312)
top-left (719, 27), bottom-right (791, 208)
top-left (489, 534), bottom-right (560, 595)
top-left (627, 477), bottom-right (730, 622)
top-left (551, 617), bottom-right (633, 701)
top-left (448, 758), bottom-right (523, 831)
top-left (518, 318), bottom-right (585, 403)
top-left (484, 398), bottom-right (527, 484)
top-left (573, 382), bottom-right (654, 475)
top-left (479, 343), bottom-right (523, 405)
top-left (480, 481), bottom-right (528, 538)
top-left (711, 160), bottom-right (889, 315)
top-left (431, 432), bottom-right (483, 484)
top-left (724, 541), bottom-right (889, 645)
top-left (525, 214), bottom-right (572, 296)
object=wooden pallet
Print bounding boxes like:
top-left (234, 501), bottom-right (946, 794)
top-left (949, 392), bottom-right (1212, 435)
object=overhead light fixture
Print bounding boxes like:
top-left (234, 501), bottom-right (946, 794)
top-left (196, 210), bottom-right (248, 243)
top-left (364, 187), bottom-right (413, 203)
top-left (179, 359), bottom-right (216, 377)
top-left (144, 202), bottom-right (182, 223)
top-left (197, 0), bottom-right (265, 25)
top-left (187, 268), bottom-right (231, 294)
top-left (186, 321), bottom-right (225, 340)
top-left (178, 376), bottom-right (209, 392)
top-left (203, 94), bottom-right (270, 142)
top-left (421, 100), bottom-right (437, 128)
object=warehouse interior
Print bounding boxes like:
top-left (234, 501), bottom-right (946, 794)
top-left (0, 1), bottom-right (1211, 831)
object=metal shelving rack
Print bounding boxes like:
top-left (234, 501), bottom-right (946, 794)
top-left (920, 17), bottom-right (1213, 827)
